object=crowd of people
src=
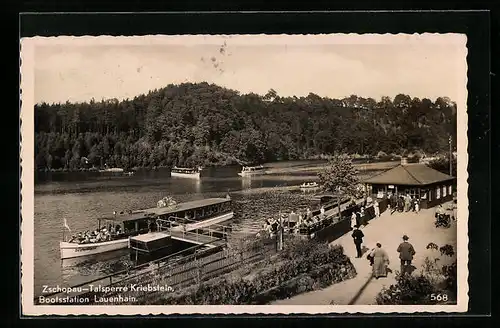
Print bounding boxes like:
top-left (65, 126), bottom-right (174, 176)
top-left (259, 206), bottom-right (331, 237)
top-left (68, 224), bottom-right (123, 244)
top-left (389, 193), bottom-right (420, 215)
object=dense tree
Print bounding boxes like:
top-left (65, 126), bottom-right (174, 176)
top-left (317, 155), bottom-right (360, 197)
top-left (34, 82), bottom-right (457, 171)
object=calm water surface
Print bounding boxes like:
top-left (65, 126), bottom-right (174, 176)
top-left (34, 161), bottom-right (328, 295)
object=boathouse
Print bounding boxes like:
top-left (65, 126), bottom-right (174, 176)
top-left (363, 157), bottom-right (455, 209)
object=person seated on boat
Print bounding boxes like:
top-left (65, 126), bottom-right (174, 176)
top-left (115, 225), bottom-right (122, 234)
top-left (320, 206), bottom-right (325, 216)
top-left (82, 235), bottom-right (90, 244)
top-left (68, 234), bottom-right (77, 243)
top-left (306, 208), bottom-right (312, 219)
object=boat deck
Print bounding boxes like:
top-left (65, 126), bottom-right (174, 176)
top-left (130, 231), bottom-right (170, 243)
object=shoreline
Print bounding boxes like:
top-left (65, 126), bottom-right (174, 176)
top-left (35, 159), bottom-right (400, 175)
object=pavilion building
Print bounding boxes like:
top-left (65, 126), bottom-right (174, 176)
top-left (363, 157), bottom-right (455, 209)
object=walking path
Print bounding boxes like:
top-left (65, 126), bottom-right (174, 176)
top-left (272, 203), bottom-right (457, 305)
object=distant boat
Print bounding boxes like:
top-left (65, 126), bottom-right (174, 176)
top-left (300, 182), bottom-right (320, 190)
top-left (171, 166), bottom-right (202, 179)
top-left (238, 165), bottom-right (266, 177)
top-left (98, 167), bottom-right (124, 173)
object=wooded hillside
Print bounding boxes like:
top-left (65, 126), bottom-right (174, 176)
top-left (34, 82), bottom-right (457, 171)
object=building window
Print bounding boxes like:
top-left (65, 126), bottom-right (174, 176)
top-left (428, 190), bottom-right (432, 201)
top-left (436, 187), bottom-right (441, 199)
top-left (421, 191), bottom-right (427, 199)
top-left (448, 185), bottom-right (452, 195)
top-left (403, 188), bottom-right (417, 197)
top-left (443, 185), bottom-right (447, 197)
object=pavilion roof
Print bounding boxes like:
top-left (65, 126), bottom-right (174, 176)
top-left (363, 163), bottom-right (455, 186)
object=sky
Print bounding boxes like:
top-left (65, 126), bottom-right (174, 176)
top-left (32, 34), bottom-right (467, 104)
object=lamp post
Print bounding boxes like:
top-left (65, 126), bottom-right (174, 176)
top-left (337, 186), bottom-right (342, 221)
top-left (277, 210), bottom-right (284, 251)
top-left (449, 135), bottom-right (453, 176)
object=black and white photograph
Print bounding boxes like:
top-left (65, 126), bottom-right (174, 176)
top-left (20, 33), bottom-right (468, 315)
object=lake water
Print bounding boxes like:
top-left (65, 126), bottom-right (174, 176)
top-left (34, 161), bottom-right (333, 296)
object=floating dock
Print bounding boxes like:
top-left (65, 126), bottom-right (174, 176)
top-left (128, 226), bottom-right (228, 264)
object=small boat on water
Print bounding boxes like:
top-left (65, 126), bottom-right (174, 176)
top-left (59, 197), bottom-right (234, 259)
top-left (238, 165), bottom-right (266, 177)
top-left (299, 181), bottom-right (320, 190)
top-left (171, 166), bottom-right (202, 179)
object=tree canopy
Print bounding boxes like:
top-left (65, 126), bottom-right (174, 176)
top-left (317, 155), bottom-right (360, 197)
top-left (34, 82), bottom-right (457, 171)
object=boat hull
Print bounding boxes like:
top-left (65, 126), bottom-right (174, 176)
top-left (60, 238), bottom-right (129, 260)
top-left (171, 172), bottom-right (201, 179)
top-left (238, 171), bottom-right (266, 177)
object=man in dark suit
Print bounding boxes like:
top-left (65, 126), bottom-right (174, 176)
top-left (352, 227), bottom-right (365, 258)
top-left (397, 235), bottom-right (416, 274)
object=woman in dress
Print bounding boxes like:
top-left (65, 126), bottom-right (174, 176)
top-left (370, 242), bottom-right (390, 279)
top-left (351, 211), bottom-right (357, 229)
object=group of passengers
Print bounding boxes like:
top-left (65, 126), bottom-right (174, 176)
top-left (259, 206), bottom-right (329, 236)
top-left (69, 224), bottom-right (122, 244)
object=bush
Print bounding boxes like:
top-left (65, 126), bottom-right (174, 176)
top-left (376, 272), bottom-right (439, 305)
top-left (376, 244), bottom-right (457, 305)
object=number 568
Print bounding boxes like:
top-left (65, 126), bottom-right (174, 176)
top-left (430, 294), bottom-right (448, 302)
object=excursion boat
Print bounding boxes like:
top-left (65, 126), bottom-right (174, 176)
top-left (299, 181), bottom-right (320, 190)
top-left (59, 197), bottom-right (233, 259)
top-left (238, 165), bottom-right (266, 177)
top-left (59, 214), bottom-right (153, 260)
top-left (98, 167), bottom-right (124, 173)
top-left (171, 166), bottom-right (202, 179)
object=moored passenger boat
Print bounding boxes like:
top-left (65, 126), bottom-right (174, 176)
top-left (59, 196), bottom-right (234, 259)
top-left (238, 165), bottom-right (266, 176)
top-left (59, 214), bottom-right (155, 260)
top-left (171, 166), bottom-right (202, 179)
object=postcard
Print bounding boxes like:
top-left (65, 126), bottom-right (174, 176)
top-left (20, 33), bottom-right (468, 315)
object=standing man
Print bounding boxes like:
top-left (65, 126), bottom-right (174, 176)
top-left (351, 227), bottom-right (365, 258)
top-left (397, 235), bottom-right (416, 274)
top-left (390, 194), bottom-right (397, 215)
